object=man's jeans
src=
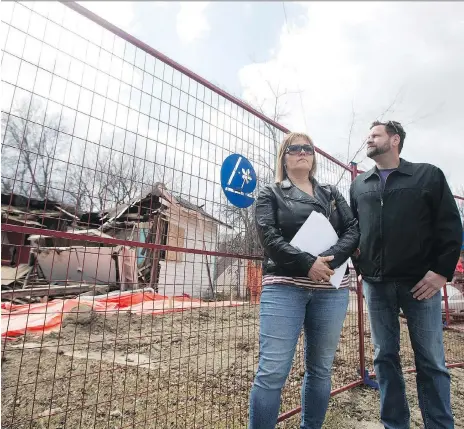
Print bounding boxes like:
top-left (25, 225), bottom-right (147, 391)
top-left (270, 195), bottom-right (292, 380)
top-left (363, 280), bottom-right (454, 429)
top-left (248, 285), bottom-right (349, 429)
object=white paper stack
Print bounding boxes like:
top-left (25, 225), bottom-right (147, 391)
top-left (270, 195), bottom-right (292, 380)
top-left (290, 211), bottom-right (348, 288)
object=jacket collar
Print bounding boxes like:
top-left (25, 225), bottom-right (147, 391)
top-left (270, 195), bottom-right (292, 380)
top-left (280, 177), bottom-right (321, 190)
top-left (280, 177), bottom-right (293, 189)
top-left (281, 178), bottom-right (293, 189)
top-left (278, 177), bottom-right (331, 215)
top-left (363, 158), bottom-right (414, 181)
top-left (279, 177), bottom-right (329, 204)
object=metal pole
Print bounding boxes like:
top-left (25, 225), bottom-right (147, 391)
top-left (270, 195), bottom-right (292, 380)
top-left (443, 284), bottom-right (451, 327)
top-left (350, 162), bottom-right (367, 383)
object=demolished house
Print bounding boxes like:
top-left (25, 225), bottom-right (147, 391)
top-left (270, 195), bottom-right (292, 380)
top-left (1, 184), bottom-right (230, 301)
top-left (1, 192), bottom-right (80, 266)
top-left (89, 183), bottom-right (231, 298)
top-left (1, 193), bottom-right (129, 300)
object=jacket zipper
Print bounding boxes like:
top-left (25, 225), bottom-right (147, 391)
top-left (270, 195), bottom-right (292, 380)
top-left (379, 173), bottom-right (392, 278)
top-left (310, 183), bottom-right (332, 218)
top-left (312, 199), bottom-right (331, 219)
top-left (313, 197), bottom-right (331, 219)
top-left (326, 200), bottom-right (334, 220)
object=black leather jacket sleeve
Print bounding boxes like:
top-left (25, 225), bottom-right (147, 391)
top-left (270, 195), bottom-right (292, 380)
top-left (319, 186), bottom-right (360, 270)
top-left (255, 185), bottom-right (317, 277)
top-left (430, 168), bottom-right (463, 281)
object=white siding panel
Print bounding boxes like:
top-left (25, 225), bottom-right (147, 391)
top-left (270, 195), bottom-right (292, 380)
top-left (156, 214), bottom-right (217, 298)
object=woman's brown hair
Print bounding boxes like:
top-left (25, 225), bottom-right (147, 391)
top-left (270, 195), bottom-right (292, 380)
top-left (275, 132), bottom-right (317, 183)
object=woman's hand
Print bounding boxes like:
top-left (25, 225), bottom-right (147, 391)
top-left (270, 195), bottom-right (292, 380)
top-left (308, 255), bottom-right (335, 282)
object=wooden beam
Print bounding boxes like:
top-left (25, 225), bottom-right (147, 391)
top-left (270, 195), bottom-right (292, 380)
top-left (1, 284), bottom-right (109, 299)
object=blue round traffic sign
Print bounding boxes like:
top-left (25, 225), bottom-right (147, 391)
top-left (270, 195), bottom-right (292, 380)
top-left (220, 154), bottom-right (257, 208)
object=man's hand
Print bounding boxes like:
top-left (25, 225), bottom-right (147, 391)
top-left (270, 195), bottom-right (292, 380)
top-left (308, 256), bottom-right (335, 282)
top-left (411, 271), bottom-right (446, 300)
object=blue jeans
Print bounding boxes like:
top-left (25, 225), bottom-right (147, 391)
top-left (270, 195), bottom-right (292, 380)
top-left (248, 285), bottom-right (349, 429)
top-left (363, 280), bottom-right (454, 429)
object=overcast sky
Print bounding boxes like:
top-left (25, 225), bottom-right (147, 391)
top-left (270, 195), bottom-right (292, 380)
top-left (79, 1), bottom-right (464, 192)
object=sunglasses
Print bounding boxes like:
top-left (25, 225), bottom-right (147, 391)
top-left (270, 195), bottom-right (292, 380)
top-left (285, 144), bottom-right (315, 155)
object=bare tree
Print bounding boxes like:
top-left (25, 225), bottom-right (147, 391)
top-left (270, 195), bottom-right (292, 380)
top-left (216, 81), bottom-right (294, 259)
top-left (346, 87), bottom-right (444, 170)
top-left (2, 101), bottom-right (66, 202)
top-left (65, 149), bottom-right (191, 213)
top-left (346, 102), bottom-right (356, 165)
top-left (2, 100), bottom-right (183, 214)
top-left (66, 146), bottom-right (149, 212)
top-left (250, 80), bottom-right (302, 177)
top-left (352, 89), bottom-right (404, 166)
top-left (332, 90), bottom-right (406, 188)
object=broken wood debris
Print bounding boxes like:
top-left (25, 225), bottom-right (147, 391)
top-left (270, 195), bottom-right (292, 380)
top-left (1, 284), bottom-right (109, 300)
top-left (1, 264), bottom-right (31, 286)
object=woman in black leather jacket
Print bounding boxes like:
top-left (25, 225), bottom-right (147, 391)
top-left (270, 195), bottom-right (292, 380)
top-left (248, 132), bottom-right (360, 429)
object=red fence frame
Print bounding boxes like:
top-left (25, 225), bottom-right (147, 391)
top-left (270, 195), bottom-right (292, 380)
top-left (62, 1), bottom-right (351, 174)
top-left (1, 1), bottom-right (463, 426)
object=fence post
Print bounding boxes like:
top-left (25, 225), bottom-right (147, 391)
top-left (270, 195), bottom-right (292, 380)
top-left (350, 162), bottom-right (377, 388)
top-left (350, 161), bottom-right (358, 182)
top-left (350, 162), bottom-right (364, 381)
top-left (356, 276), bottom-right (366, 376)
top-left (443, 284), bottom-right (451, 327)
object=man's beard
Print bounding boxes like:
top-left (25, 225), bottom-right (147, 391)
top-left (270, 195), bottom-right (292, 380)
top-left (367, 141), bottom-right (391, 159)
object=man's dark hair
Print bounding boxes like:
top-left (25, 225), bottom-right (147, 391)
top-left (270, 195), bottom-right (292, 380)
top-left (370, 120), bottom-right (406, 153)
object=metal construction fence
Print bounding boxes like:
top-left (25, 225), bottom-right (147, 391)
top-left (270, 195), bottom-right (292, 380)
top-left (1, 2), bottom-right (463, 428)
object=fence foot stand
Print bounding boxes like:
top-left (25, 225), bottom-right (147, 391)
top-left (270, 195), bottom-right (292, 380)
top-left (361, 369), bottom-right (379, 390)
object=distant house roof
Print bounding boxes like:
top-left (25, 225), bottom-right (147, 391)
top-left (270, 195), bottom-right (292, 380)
top-left (172, 194), bottom-right (231, 228)
top-left (2, 185), bottom-right (232, 232)
top-left (1, 193), bottom-right (78, 217)
top-left (94, 184), bottom-right (231, 229)
top-left (1, 193), bottom-right (80, 228)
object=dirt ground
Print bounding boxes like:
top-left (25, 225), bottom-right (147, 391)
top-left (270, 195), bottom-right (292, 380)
top-left (320, 368), bottom-right (464, 429)
top-left (2, 300), bottom-right (463, 429)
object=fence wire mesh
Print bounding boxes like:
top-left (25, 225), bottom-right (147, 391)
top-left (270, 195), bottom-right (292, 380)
top-left (1, 2), bottom-right (463, 428)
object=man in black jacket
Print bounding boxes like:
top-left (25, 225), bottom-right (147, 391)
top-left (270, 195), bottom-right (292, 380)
top-left (350, 120), bottom-right (462, 429)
